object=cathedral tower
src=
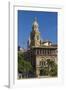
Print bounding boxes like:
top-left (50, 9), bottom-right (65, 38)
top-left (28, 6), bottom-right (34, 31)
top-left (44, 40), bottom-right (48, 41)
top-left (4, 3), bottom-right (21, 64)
top-left (30, 17), bottom-right (40, 47)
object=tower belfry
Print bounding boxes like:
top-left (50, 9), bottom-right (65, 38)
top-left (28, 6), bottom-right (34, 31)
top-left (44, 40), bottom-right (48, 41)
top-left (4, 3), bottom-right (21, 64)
top-left (30, 17), bottom-right (40, 47)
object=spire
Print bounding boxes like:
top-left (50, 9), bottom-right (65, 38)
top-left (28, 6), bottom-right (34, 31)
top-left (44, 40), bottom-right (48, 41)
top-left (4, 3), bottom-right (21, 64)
top-left (27, 36), bottom-right (31, 48)
top-left (34, 17), bottom-right (37, 22)
top-left (28, 36), bottom-right (31, 45)
top-left (32, 17), bottom-right (39, 31)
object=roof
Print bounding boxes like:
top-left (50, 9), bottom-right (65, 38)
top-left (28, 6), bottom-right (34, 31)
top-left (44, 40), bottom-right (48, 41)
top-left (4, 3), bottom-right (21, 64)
top-left (31, 45), bottom-right (57, 49)
top-left (42, 40), bottom-right (52, 43)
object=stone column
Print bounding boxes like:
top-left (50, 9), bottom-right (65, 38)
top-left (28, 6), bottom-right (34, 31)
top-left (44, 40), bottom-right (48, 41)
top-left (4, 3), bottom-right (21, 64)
top-left (36, 67), bottom-right (40, 78)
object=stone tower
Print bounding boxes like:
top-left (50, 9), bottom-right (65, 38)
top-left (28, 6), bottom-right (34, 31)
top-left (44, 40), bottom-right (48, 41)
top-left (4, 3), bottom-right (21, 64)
top-left (30, 17), bottom-right (40, 47)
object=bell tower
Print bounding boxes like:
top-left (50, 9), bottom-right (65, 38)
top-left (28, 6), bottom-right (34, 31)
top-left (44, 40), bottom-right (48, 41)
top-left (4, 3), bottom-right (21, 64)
top-left (30, 17), bottom-right (40, 47)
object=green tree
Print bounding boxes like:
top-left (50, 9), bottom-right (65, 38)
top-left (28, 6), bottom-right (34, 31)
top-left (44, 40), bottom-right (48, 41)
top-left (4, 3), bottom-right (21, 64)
top-left (40, 60), bottom-right (57, 77)
top-left (49, 63), bottom-right (57, 76)
top-left (47, 59), bottom-right (57, 77)
top-left (18, 51), bottom-right (32, 76)
top-left (40, 67), bottom-right (48, 76)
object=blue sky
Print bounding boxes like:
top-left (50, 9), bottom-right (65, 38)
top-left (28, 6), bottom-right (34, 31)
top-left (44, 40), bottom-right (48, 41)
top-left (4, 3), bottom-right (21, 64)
top-left (18, 10), bottom-right (57, 48)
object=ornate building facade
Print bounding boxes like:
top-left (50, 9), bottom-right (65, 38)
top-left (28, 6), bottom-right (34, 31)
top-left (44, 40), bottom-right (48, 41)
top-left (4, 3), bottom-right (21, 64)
top-left (26, 17), bottom-right (57, 77)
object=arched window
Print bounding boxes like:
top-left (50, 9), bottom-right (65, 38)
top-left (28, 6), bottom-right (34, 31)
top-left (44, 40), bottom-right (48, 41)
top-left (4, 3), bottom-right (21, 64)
top-left (40, 60), bottom-right (45, 66)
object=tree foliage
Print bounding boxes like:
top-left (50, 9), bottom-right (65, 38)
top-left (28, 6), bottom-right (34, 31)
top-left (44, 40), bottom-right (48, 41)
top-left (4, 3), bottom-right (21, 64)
top-left (18, 51), bottom-right (32, 73)
top-left (40, 60), bottom-right (57, 77)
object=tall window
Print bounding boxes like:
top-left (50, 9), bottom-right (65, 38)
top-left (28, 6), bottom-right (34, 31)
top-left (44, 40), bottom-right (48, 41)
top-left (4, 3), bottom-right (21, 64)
top-left (40, 49), bottom-right (41, 54)
top-left (43, 50), bottom-right (45, 55)
top-left (40, 60), bottom-right (45, 66)
top-left (48, 49), bottom-right (49, 55)
top-left (37, 49), bottom-right (39, 55)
